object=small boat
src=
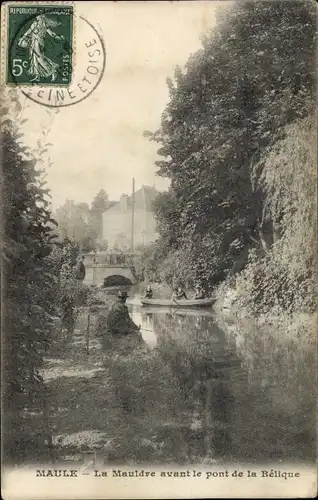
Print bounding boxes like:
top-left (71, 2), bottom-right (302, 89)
top-left (140, 297), bottom-right (215, 308)
top-left (136, 306), bottom-right (215, 318)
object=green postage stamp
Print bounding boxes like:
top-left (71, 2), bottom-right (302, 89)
top-left (4, 3), bottom-right (74, 86)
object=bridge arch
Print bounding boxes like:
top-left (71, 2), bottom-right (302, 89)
top-left (103, 275), bottom-right (133, 287)
top-left (84, 264), bottom-right (136, 286)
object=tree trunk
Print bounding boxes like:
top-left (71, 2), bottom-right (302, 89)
top-left (257, 226), bottom-right (269, 253)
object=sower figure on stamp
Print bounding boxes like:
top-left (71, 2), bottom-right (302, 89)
top-left (100, 291), bottom-right (147, 354)
top-left (17, 14), bottom-right (64, 83)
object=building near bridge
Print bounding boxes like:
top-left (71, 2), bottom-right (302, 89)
top-left (101, 185), bottom-right (159, 250)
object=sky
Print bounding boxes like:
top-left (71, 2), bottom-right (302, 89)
top-left (19, 1), bottom-right (228, 209)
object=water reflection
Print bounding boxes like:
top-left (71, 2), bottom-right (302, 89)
top-left (124, 304), bottom-right (245, 462)
top-left (117, 303), bottom-right (315, 464)
top-left (129, 309), bottom-right (158, 348)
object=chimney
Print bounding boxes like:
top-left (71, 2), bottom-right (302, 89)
top-left (120, 194), bottom-right (128, 212)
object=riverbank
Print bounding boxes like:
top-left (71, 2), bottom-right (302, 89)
top-left (41, 307), bottom-right (224, 466)
top-left (14, 286), bottom-right (313, 468)
top-left (213, 281), bottom-right (316, 456)
top-left (213, 290), bottom-right (316, 464)
top-left (213, 276), bottom-right (317, 343)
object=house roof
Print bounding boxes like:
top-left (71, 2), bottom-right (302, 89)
top-left (103, 185), bottom-right (159, 214)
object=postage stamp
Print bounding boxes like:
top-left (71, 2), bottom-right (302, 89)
top-left (6, 3), bottom-right (73, 86)
top-left (2, 2), bottom-right (105, 107)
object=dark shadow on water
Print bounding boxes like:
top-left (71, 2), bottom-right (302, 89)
top-left (103, 276), bottom-right (133, 287)
top-left (110, 306), bottom-right (316, 465)
top-left (32, 305), bottom-right (316, 467)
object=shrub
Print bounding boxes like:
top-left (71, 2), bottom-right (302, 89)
top-left (2, 90), bottom-right (59, 463)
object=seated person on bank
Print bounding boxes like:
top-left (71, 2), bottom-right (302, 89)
top-left (102, 291), bottom-right (145, 349)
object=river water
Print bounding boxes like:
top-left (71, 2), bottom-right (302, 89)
top-left (115, 294), bottom-right (316, 465)
top-left (44, 287), bottom-right (315, 466)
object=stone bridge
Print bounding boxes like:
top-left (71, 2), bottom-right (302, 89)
top-left (83, 252), bottom-right (137, 286)
top-left (84, 264), bottom-right (136, 286)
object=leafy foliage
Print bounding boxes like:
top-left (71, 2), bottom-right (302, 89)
top-left (46, 242), bottom-right (81, 340)
top-left (145, 0), bottom-right (316, 300)
top-left (234, 116), bottom-right (317, 315)
top-left (54, 200), bottom-right (95, 250)
top-left (91, 188), bottom-right (109, 214)
top-left (90, 189), bottom-right (110, 244)
top-left (54, 189), bottom-right (111, 250)
top-left (1, 90), bottom-right (59, 463)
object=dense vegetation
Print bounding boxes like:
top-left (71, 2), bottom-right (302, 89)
top-left (1, 89), bottom-right (58, 462)
top-left (142, 0), bottom-right (316, 314)
top-left (54, 189), bottom-right (113, 251)
top-left (1, 89), bottom-right (83, 463)
top-left (233, 115), bottom-right (316, 315)
top-left (1, 0), bottom-right (316, 467)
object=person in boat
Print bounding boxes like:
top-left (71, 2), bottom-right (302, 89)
top-left (144, 285), bottom-right (153, 299)
top-left (194, 284), bottom-right (205, 300)
top-left (101, 290), bottom-right (145, 352)
top-left (173, 286), bottom-right (187, 300)
top-left (171, 287), bottom-right (178, 300)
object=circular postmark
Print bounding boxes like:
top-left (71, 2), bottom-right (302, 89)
top-left (8, 8), bottom-right (106, 108)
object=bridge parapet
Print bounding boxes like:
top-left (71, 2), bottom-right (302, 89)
top-left (84, 261), bottom-right (137, 286)
top-left (84, 252), bottom-right (138, 267)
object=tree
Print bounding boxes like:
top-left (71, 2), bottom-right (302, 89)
top-left (54, 200), bottom-right (96, 251)
top-left (152, 191), bottom-right (183, 250)
top-left (54, 189), bottom-right (111, 251)
top-left (145, 0), bottom-right (316, 291)
top-left (90, 188), bottom-right (109, 242)
top-left (1, 88), bottom-right (59, 463)
top-left (236, 114), bottom-right (317, 315)
top-left (91, 188), bottom-right (109, 213)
